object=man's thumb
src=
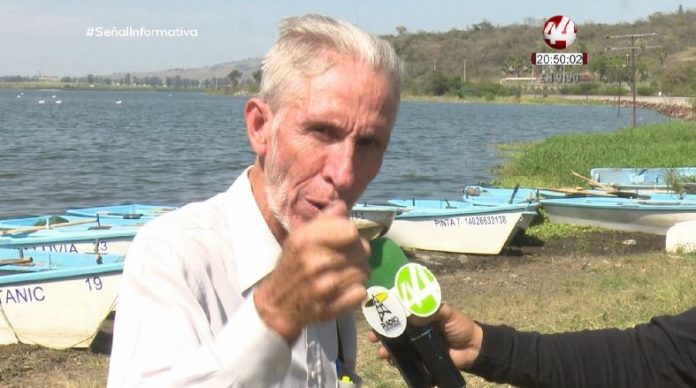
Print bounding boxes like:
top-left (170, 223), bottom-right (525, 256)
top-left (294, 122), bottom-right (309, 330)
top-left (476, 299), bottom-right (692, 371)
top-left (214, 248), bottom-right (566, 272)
top-left (322, 200), bottom-right (349, 218)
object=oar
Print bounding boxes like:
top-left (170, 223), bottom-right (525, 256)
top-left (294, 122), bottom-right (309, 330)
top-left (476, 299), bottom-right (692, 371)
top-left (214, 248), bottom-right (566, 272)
top-left (570, 171), bottom-right (615, 190)
top-left (96, 211), bottom-right (143, 219)
top-left (0, 218), bottom-right (97, 236)
top-left (604, 190), bottom-right (651, 200)
top-left (0, 257), bottom-right (33, 266)
top-left (537, 187), bottom-right (619, 198)
top-left (508, 184), bottom-right (520, 204)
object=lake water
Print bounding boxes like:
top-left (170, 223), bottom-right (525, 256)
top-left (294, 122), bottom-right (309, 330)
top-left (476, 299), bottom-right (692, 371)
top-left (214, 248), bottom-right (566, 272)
top-left (0, 89), bottom-right (669, 216)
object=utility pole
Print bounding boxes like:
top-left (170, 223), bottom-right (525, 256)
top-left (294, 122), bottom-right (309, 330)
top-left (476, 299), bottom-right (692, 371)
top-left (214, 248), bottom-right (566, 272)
top-left (462, 59), bottom-right (466, 83)
top-left (605, 32), bottom-right (659, 127)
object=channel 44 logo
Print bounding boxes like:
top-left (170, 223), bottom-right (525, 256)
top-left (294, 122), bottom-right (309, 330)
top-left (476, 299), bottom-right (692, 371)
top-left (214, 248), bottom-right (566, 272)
top-left (543, 15), bottom-right (577, 49)
top-left (532, 14), bottom-right (588, 79)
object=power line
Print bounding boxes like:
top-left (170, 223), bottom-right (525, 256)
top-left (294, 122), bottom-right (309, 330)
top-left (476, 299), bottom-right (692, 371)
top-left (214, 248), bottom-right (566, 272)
top-left (604, 32), bottom-right (660, 128)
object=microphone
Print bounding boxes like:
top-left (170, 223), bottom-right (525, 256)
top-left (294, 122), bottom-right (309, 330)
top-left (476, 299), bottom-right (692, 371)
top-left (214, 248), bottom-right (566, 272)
top-left (362, 238), bottom-right (466, 388)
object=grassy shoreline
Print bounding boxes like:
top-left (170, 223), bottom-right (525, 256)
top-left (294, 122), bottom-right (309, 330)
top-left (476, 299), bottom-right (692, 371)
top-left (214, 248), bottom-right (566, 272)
top-left (493, 120), bottom-right (696, 188)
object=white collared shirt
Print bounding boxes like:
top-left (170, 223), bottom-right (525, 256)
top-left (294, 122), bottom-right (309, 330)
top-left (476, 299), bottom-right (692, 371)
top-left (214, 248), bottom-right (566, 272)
top-left (107, 168), bottom-right (358, 387)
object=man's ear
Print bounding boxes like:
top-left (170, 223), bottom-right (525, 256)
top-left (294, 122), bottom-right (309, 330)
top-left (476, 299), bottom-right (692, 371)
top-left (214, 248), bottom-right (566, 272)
top-left (244, 98), bottom-right (272, 158)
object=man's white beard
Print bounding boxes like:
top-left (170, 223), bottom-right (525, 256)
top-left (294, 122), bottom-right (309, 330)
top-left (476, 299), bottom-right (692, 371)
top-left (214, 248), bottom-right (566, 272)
top-left (263, 142), bottom-right (292, 232)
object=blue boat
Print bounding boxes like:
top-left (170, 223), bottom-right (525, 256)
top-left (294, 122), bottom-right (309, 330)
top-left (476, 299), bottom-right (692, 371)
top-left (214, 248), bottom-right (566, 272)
top-left (590, 167), bottom-right (696, 193)
top-left (540, 195), bottom-right (696, 235)
top-left (0, 204), bottom-right (176, 255)
top-left (0, 219), bottom-right (140, 255)
top-left (0, 248), bottom-right (124, 348)
top-left (350, 203), bottom-right (399, 240)
top-left (0, 214), bottom-right (144, 230)
top-left (463, 186), bottom-right (540, 204)
top-left (66, 203), bottom-right (177, 219)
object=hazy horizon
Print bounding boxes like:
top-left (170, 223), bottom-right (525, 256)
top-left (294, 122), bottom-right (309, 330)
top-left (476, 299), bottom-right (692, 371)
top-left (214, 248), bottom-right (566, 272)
top-left (1, 0), bottom-right (694, 77)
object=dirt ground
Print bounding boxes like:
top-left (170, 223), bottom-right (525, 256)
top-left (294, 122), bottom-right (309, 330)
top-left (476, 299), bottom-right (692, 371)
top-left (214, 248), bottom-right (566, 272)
top-left (0, 230), bottom-right (666, 387)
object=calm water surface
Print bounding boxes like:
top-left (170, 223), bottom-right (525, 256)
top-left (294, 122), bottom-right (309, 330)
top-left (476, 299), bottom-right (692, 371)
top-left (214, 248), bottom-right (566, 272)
top-left (0, 90), bottom-right (669, 216)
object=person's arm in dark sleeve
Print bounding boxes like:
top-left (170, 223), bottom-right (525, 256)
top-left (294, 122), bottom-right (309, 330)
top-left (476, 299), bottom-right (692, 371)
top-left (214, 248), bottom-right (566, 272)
top-left (467, 307), bottom-right (696, 388)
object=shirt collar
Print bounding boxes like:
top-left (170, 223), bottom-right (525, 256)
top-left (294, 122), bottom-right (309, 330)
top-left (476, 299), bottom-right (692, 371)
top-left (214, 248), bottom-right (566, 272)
top-left (226, 167), bottom-right (282, 293)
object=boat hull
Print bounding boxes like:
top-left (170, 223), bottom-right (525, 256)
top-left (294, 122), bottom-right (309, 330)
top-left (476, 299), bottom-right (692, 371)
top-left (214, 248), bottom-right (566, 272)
top-left (0, 249), bottom-right (123, 348)
top-left (541, 197), bottom-right (696, 235)
top-left (385, 206), bottom-right (524, 254)
top-left (0, 228), bottom-right (136, 255)
top-left (590, 167), bottom-right (696, 193)
top-left (350, 204), bottom-right (398, 240)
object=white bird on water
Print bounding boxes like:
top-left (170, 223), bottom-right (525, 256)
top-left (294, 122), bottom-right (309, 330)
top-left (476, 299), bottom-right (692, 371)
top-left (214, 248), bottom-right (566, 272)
top-left (115, 100), bottom-right (122, 104)
top-left (38, 100), bottom-right (45, 104)
top-left (55, 100), bottom-right (62, 104)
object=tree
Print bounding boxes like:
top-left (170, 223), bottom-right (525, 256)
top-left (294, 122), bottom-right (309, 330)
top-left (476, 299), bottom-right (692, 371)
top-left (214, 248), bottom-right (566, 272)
top-left (396, 26), bottom-right (408, 36)
top-left (657, 49), bottom-right (667, 66)
top-left (227, 70), bottom-right (242, 87)
top-left (252, 69), bottom-right (262, 85)
top-left (87, 74), bottom-right (94, 84)
top-left (124, 73), bottom-right (131, 85)
top-left (501, 56), bottom-right (524, 77)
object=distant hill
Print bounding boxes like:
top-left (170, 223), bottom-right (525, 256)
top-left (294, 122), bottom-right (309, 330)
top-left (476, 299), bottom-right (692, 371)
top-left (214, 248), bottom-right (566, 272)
top-left (108, 58), bottom-right (262, 82)
top-left (5, 9), bottom-right (694, 96)
top-left (380, 8), bottom-right (696, 95)
top-left (106, 8), bottom-right (694, 95)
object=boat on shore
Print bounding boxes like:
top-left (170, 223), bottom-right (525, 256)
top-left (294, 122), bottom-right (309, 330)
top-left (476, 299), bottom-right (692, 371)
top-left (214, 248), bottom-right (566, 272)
top-left (350, 203), bottom-right (399, 240)
top-left (0, 216), bottom-right (142, 255)
top-left (0, 248), bottom-right (123, 348)
top-left (384, 199), bottom-right (535, 254)
top-left (590, 167), bottom-right (696, 193)
top-left (66, 204), bottom-right (178, 219)
top-left (540, 196), bottom-right (696, 235)
top-left (0, 204), bottom-right (175, 255)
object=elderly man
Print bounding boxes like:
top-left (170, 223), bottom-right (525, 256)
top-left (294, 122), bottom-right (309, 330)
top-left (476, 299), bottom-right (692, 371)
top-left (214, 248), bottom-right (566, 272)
top-left (107, 14), bottom-right (402, 387)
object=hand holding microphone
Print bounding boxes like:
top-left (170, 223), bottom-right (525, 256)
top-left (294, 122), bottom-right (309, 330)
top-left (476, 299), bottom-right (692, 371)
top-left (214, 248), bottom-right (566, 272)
top-left (362, 238), bottom-right (467, 388)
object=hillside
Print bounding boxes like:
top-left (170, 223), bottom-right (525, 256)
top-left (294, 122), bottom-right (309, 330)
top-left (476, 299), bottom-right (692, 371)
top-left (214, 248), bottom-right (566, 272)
top-left (383, 8), bottom-right (696, 96)
top-left (3, 9), bottom-right (694, 96)
top-left (108, 58), bottom-right (262, 83)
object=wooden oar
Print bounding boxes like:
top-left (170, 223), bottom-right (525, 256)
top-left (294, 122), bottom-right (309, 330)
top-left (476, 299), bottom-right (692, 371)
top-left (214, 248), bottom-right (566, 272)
top-left (97, 211), bottom-right (143, 219)
top-left (570, 171), bottom-right (650, 199)
top-left (538, 187), bottom-right (619, 197)
top-left (570, 171), bottom-right (615, 190)
top-left (0, 218), bottom-right (97, 236)
top-left (0, 257), bottom-right (33, 266)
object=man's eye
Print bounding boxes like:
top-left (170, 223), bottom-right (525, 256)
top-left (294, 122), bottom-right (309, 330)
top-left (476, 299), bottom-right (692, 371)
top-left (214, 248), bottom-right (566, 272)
top-left (306, 125), bottom-right (336, 141)
top-left (357, 138), bottom-right (380, 148)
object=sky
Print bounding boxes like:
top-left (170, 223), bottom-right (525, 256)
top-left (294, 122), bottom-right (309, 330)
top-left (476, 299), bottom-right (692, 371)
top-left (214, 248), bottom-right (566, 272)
top-left (1, 0), bottom-right (694, 77)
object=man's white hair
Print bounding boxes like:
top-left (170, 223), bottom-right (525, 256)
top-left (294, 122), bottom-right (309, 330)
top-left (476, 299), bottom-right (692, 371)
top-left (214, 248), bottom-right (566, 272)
top-left (259, 13), bottom-right (403, 113)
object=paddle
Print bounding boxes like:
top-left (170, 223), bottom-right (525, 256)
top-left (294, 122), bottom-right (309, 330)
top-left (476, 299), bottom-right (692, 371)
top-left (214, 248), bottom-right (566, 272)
top-left (570, 171), bottom-right (615, 190)
top-left (508, 184), bottom-right (520, 204)
top-left (538, 187), bottom-right (619, 198)
top-left (0, 257), bottom-right (33, 266)
top-left (570, 171), bottom-right (650, 199)
top-left (97, 212), bottom-right (144, 219)
top-left (0, 218), bottom-right (97, 236)
top-left (94, 206), bottom-right (175, 219)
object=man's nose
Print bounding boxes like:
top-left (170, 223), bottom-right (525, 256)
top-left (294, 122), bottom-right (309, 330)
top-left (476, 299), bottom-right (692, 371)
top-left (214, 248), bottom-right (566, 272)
top-left (323, 142), bottom-right (355, 190)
